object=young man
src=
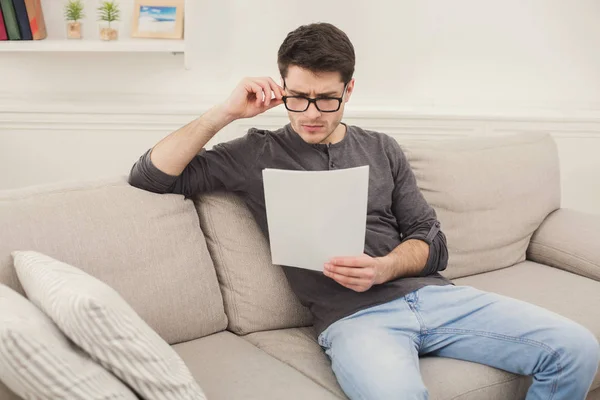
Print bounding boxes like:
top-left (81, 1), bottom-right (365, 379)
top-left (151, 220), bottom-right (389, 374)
top-left (129, 23), bottom-right (599, 400)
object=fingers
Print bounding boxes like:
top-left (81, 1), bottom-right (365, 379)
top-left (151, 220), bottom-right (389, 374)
top-left (246, 77), bottom-right (284, 109)
top-left (324, 263), bottom-right (375, 280)
top-left (249, 81), bottom-right (263, 107)
top-left (267, 77), bottom-right (286, 99)
top-left (325, 271), bottom-right (371, 293)
top-left (329, 255), bottom-right (371, 268)
top-left (265, 97), bottom-right (284, 111)
top-left (324, 256), bottom-right (377, 293)
top-left (256, 80), bottom-right (272, 107)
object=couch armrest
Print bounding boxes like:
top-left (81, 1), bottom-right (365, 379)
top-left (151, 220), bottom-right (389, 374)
top-left (527, 208), bottom-right (600, 281)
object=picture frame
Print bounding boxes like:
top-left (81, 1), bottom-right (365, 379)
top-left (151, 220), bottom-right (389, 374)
top-left (131, 0), bottom-right (184, 39)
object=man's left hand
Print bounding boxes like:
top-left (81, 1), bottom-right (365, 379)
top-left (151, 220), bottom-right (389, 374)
top-left (323, 254), bottom-right (392, 292)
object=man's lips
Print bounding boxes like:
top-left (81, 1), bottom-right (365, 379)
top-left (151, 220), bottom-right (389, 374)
top-left (302, 124), bottom-right (324, 130)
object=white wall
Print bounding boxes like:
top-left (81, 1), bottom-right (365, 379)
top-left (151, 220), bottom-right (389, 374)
top-left (1, 0), bottom-right (600, 214)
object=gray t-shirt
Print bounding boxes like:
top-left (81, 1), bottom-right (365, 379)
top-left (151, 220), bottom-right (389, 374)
top-left (129, 123), bottom-right (452, 335)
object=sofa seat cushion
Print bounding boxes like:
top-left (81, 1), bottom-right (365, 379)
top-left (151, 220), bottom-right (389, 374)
top-left (244, 327), bottom-right (345, 398)
top-left (244, 327), bottom-right (532, 400)
top-left (171, 331), bottom-right (340, 400)
top-left (244, 262), bottom-right (600, 399)
top-left (0, 177), bottom-right (227, 344)
top-left (456, 260), bottom-right (600, 392)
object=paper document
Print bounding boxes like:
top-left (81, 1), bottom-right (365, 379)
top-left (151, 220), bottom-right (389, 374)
top-left (262, 166), bottom-right (369, 271)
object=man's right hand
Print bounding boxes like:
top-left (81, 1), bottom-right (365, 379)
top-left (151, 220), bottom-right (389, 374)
top-left (220, 77), bottom-right (286, 121)
top-left (142, 77), bottom-right (285, 178)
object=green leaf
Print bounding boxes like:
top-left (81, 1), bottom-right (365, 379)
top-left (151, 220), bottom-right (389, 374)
top-left (64, 0), bottom-right (85, 21)
top-left (97, 1), bottom-right (121, 22)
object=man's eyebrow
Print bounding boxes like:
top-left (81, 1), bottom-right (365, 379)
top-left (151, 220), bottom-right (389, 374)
top-left (287, 89), bottom-right (339, 97)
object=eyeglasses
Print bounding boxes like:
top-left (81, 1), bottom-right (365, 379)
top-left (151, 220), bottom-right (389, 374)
top-left (282, 81), bottom-right (348, 113)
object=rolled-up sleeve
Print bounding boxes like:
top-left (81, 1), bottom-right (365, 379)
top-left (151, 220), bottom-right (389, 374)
top-left (387, 137), bottom-right (448, 276)
top-left (128, 129), bottom-right (264, 198)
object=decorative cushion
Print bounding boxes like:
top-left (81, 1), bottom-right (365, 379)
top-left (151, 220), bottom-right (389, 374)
top-left (13, 250), bottom-right (207, 400)
top-left (0, 283), bottom-right (137, 399)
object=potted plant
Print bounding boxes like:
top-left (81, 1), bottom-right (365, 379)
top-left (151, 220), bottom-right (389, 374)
top-left (98, 0), bottom-right (120, 41)
top-left (64, 0), bottom-right (85, 39)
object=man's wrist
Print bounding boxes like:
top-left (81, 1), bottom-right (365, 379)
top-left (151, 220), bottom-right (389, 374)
top-left (376, 253), bottom-right (401, 284)
top-left (206, 104), bottom-right (237, 130)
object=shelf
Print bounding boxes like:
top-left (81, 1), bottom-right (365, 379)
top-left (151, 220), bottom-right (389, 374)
top-left (0, 39), bottom-right (185, 53)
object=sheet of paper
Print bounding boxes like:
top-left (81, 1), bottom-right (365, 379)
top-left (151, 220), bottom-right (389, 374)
top-left (262, 165), bottom-right (369, 271)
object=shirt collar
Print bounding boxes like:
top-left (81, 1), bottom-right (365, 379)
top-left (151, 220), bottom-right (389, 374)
top-left (285, 122), bottom-right (351, 151)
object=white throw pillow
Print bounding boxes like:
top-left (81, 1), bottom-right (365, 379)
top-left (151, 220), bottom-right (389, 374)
top-left (0, 283), bottom-right (137, 399)
top-left (12, 250), bottom-right (207, 400)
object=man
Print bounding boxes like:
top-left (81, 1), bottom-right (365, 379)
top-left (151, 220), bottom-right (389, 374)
top-left (129, 23), bottom-right (599, 400)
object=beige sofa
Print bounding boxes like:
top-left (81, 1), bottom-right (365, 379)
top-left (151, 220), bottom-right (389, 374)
top-left (0, 132), bottom-right (599, 400)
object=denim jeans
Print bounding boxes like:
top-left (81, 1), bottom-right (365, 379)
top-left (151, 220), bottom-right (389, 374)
top-left (318, 285), bottom-right (600, 400)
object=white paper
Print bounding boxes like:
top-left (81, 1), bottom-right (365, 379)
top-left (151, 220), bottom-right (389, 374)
top-left (262, 166), bottom-right (369, 271)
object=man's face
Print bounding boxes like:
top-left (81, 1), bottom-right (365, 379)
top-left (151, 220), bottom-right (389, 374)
top-left (283, 66), bottom-right (354, 144)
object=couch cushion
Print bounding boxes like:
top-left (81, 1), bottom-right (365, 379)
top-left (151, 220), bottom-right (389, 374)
top-left (0, 283), bottom-right (137, 399)
top-left (246, 262), bottom-right (600, 399)
top-left (172, 331), bottom-right (340, 400)
top-left (194, 192), bottom-right (313, 335)
top-left (244, 327), bottom-right (532, 400)
top-left (13, 250), bottom-right (206, 400)
top-left (401, 133), bottom-right (560, 279)
top-left (0, 383), bottom-right (18, 400)
top-left (243, 327), bottom-right (346, 398)
top-left (244, 327), bottom-right (345, 398)
top-left (0, 177), bottom-right (227, 344)
top-left (455, 260), bottom-right (600, 392)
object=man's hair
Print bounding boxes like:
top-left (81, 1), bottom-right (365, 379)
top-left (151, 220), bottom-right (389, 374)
top-left (278, 23), bottom-right (355, 85)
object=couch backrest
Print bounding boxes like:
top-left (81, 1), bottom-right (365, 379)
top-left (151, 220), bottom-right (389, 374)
top-left (0, 177), bottom-right (227, 345)
top-left (192, 133), bottom-right (561, 335)
top-left (401, 132), bottom-right (561, 279)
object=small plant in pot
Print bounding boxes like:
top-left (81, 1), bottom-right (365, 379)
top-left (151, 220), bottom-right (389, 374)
top-left (64, 0), bottom-right (85, 39)
top-left (98, 0), bottom-right (120, 41)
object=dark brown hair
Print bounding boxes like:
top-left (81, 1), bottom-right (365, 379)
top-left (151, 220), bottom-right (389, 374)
top-left (277, 23), bottom-right (356, 84)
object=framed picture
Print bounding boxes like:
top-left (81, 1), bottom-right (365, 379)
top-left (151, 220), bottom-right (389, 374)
top-left (131, 0), bottom-right (184, 39)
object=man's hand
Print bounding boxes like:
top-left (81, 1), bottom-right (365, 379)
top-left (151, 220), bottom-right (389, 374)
top-left (221, 77), bottom-right (285, 121)
top-left (323, 240), bottom-right (431, 292)
top-left (323, 254), bottom-right (393, 293)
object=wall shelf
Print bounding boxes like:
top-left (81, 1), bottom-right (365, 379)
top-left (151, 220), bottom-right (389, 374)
top-left (0, 0), bottom-right (189, 67)
top-left (0, 38), bottom-right (184, 53)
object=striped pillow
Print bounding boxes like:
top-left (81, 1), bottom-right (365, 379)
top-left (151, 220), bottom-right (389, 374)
top-left (0, 284), bottom-right (137, 399)
top-left (12, 251), bottom-right (207, 400)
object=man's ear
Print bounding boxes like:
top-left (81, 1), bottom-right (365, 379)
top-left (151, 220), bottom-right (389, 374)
top-left (345, 79), bottom-right (356, 102)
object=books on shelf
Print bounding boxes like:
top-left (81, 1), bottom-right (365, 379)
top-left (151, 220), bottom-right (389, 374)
top-left (0, 5), bottom-right (8, 40)
top-left (0, 0), bottom-right (46, 41)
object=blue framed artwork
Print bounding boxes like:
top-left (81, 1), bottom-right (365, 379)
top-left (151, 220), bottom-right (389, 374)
top-left (132, 0), bottom-right (184, 39)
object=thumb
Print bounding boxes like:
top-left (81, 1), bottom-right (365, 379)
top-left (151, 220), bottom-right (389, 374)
top-left (264, 98), bottom-right (284, 111)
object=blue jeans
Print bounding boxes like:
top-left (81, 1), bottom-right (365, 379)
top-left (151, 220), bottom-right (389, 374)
top-left (318, 285), bottom-right (600, 400)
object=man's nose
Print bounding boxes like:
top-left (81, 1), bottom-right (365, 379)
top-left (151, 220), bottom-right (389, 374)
top-left (304, 101), bottom-right (321, 119)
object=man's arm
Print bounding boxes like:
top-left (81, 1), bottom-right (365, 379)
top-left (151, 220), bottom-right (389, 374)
top-left (324, 136), bottom-right (448, 292)
top-left (385, 136), bottom-right (448, 277)
top-left (128, 77), bottom-right (285, 196)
